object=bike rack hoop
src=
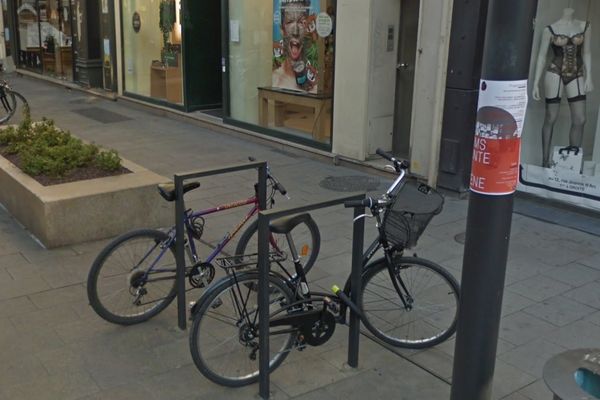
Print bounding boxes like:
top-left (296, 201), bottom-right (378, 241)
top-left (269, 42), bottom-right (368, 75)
top-left (173, 161), bottom-right (269, 331)
top-left (256, 193), bottom-right (366, 400)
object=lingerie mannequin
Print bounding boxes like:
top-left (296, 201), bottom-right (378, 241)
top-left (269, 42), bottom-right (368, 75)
top-left (532, 7), bottom-right (593, 167)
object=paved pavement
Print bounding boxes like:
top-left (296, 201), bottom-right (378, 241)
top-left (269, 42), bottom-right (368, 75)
top-left (0, 75), bottom-right (599, 400)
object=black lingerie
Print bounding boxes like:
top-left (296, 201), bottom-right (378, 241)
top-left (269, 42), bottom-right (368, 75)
top-left (546, 22), bottom-right (588, 85)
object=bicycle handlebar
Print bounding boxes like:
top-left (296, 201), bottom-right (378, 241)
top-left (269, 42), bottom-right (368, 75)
top-left (248, 157), bottom-right (287, 196)
top-left (344, 198), bottom-right (374, 208)
top-left (375, 148), bottom-right (410, 171)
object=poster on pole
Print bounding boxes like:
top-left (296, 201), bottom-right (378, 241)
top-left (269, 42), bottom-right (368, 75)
top-left (470, 80), bottom-right (529, 195)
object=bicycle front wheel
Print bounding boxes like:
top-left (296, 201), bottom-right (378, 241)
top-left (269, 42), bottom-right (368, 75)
top-left (87, 229), bottom-right (177, 325)
top-left (360, 257), bottom-right (459, 348)
top-left (189, 271), bottom-right (295, 387)
top-left (235, 217), bottom-right (320, 276)
top-left (0, 88), bottom-right (17, 124)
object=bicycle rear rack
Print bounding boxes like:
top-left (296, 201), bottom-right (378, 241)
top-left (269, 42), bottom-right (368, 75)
top-left (215, 252), bottom-right (287, 270)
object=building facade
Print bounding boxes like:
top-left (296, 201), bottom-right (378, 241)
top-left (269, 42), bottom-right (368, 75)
top-left (2, 0), bottom-right (597, 212)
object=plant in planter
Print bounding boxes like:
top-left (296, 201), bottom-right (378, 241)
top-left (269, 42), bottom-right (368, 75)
top-left (0, 110), bottom-right (171, 248)
top-left (0, 111), bottom-right (125, 185)
top-left (43, 34), bottom-right (56, 53)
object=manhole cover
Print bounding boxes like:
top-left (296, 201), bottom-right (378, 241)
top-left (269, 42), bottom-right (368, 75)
top-left (454, 232), bottom-right (466, 244)
top-left (72, 107), bottom-right (132, 124)
top-left (319, 176), bottom-right (381, 192)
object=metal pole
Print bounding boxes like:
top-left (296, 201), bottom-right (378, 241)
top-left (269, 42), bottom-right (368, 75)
top-left (174, 176), bottom-right (186, 330)
top-left (348, 206), bottom-right (365, 367)
top-left (257, 213), bottom-right (270, 400)
top-left (450, 1), bottom-right (537, 399)
top-left (257, 165), bottom-right (269, 400)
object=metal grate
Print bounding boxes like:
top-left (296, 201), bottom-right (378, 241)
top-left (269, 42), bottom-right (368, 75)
top-left (72, 107), bottom-right (132, 124)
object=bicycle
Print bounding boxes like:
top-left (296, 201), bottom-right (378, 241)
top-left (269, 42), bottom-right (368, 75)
top-left (86, 162), bottom-right (320, 325)
top-left (0, 78), bottom-right (29, 125)
top-left (187, 149), bottom-right (460, 387)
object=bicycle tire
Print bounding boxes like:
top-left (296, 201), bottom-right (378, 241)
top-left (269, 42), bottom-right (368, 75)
top-left (189, 271), bottom-right (294, 387)
top-left (87, 229), bottom-right (177, 325)
top-left (0, 89), bottom-right (17, 125)
top-left (234, 217), bottom-right (320, 276)
top-left (359, 256), bottom-right (459, 349)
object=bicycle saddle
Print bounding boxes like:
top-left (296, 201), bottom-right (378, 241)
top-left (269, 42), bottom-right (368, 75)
top-left (157, 182), bottom-right (200, 202)
top-left (270, 213), bottom-right (312, 234)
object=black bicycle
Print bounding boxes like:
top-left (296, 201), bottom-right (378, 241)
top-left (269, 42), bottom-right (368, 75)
top-left (188, 149), bottom-right (460, 387)
top-left (0, 79), bottom-right (28, 125)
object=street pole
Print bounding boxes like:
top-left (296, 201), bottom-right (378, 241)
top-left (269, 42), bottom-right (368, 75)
top-left (450, 1), bottom-right (538, 400)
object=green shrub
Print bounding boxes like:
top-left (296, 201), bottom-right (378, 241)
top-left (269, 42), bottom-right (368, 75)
top-left (0, 117), bottom-right (122, 178)
top-left (95, 150), bottom-right (121, 172)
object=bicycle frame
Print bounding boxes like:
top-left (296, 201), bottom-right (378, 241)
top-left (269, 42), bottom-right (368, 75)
top-left (141, 192), bottom-right (281, 280)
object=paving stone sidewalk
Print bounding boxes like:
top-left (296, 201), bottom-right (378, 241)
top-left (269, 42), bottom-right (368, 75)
top-left (1, 75), bottom-right (599, 400)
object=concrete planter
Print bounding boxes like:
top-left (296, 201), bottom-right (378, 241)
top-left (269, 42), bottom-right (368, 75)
top-left (0, 155), bottom-right (172, 248)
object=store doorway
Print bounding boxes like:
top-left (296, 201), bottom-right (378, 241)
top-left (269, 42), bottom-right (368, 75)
top-left (392, 0), bottom-right (419, 158)
top-left (183, 0), bottom-right (222, 113)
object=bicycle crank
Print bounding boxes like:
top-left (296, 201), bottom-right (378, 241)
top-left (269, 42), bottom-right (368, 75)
top-left (270, 308), bottom-right (336, 347)
top-left (189, 262), bottom-right (215, 288)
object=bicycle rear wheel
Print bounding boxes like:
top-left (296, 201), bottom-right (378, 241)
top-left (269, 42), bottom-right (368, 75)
top-left (189, 271), bottom-right (294, 387)
top-left (360, 256), bottom-right (459, 348)
top-left (87, 229), bottom-right (177, 325)
top-left (0, 88), bottom-right (17, 124)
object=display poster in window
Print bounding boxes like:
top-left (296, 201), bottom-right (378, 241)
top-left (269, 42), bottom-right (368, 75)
top-left (272, 0), bottom-right (327, 94)
top-left (519, 1), bottom-right (600, 210)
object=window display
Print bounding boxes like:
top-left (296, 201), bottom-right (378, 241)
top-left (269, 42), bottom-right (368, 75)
top-left (16, 0), bottom-right (73, 78)
top-left (227, 0), bottom-right (336, 146)
top-left (122, 0), bottom-right (183, 104)
top-left (519, 0), bottom-right (600, 210)
top-left (17, 0), bottom-right (41, 71)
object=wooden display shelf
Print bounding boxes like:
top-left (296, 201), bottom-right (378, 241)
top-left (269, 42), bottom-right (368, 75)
top-left (150, 59), bottom-right (182, 104)
top-left (258, 86), bottom-right (332, 142)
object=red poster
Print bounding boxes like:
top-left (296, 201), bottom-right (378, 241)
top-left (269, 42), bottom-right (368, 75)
top-left (470, 80), bottom-right (529, 195)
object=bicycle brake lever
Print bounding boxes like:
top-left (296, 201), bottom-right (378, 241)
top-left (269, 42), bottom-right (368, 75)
top-left (353, 213), bottom-right (374, 222)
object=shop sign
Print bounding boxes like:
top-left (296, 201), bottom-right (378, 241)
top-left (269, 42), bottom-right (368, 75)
top-left (132, 12), bottom-right (141, 33)
top-left (316, 12), bottom-right (333, 37)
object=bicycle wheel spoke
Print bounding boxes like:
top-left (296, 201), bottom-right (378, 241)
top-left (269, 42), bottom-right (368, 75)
top-left (89, 230), bottom-right (178, 324)
top-left (190, 273), bottom-right (294, 386)
top-left (360, 258), bottom-right (459, 348)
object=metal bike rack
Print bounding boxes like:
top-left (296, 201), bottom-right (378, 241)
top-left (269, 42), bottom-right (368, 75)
top-left (173, 161), bottom-right (269, 330)
top-left (257, 193), bottom-right (366, 399)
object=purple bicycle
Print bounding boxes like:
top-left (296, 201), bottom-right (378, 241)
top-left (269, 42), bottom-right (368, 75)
top-left (86, 163), bottom-right (320, 325)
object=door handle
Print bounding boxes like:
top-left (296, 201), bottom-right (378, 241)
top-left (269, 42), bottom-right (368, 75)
top-left (397, 63), bottom-right (409, 70)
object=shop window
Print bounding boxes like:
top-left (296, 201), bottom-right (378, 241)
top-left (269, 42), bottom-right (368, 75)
top-left (226, 0), bottom-right (336, 147)
top-left (122, 0), bottom-right (183, 105)
top-left (2, 0), bottom-right (12, 57)
top-left (17, 0), bottom-right (41, 71)
top-left (520, 0), bottom-right (600, 210)
top-left (15, 0), bottom-right (73, 78)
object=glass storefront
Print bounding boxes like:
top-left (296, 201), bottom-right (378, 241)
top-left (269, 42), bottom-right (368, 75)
top-left (519, 0), bottom-right (600, 210)
top-left (2, 0), bottom-right (12, 57)
top-left (122, 0), bottom-right (183, 105)
top-left (225, 0), bottom-right (336, 148)
top-left (15, 0), bottom-right (73, 78)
